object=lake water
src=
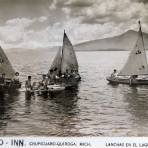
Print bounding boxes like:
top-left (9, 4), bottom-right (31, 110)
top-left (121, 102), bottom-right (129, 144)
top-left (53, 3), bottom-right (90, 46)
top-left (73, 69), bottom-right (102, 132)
top-left (1, 50), bottom-right (148, 136)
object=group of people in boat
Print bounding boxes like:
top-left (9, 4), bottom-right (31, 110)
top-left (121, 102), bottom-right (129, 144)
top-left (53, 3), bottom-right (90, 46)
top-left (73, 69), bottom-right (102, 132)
top-left (25, 68), bottom-right (80, 91)
top-left (50, 68), bottom-right (79, 80)
top-left (0, 72), bottom-right (20, 85)
top-left (110, 69), bottom-right (138, 85)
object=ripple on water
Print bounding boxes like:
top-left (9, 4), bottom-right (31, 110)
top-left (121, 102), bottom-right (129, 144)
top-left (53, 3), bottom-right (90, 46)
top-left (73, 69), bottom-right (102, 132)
top-left (0, 50), bottom-right (148, 136)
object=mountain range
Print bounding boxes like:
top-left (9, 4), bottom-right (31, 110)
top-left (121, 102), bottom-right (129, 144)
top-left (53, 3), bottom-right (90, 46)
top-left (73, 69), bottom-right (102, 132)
top-left (74, 30), bottom-right (148, 51)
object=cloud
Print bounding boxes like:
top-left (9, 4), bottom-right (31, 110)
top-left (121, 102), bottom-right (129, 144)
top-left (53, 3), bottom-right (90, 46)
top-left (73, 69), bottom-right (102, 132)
top-left (50, 0), bottom-right (148, 27)
top-left (0, 0), bottom-right (147, 49)
top-left (64, 0), bottom-right (146, 23)
top-left (0, 18), bottom-right (36, 44)
top-left (0, 0), bottom-right (51, 23)
top-left (61, 0), bottom-right (148, 37)
top-left (65, 0), bottom-right (93, 7)
top-left (0, 17), bottom-right (49, 49)
top-left (137, 0), bottom-right (148, 3)
top-left (38, 16), bottom-right (48, 22)
top-left (49, 0), bottom-right (67, 10)
top-left (0, 17), bottom-right (64, 49)
top-left (0, 16), bottom-right (106, 49)
top-left (6, 18), bottom-right (35, 28)
top-left (0, 15), bottom-right (147, 49)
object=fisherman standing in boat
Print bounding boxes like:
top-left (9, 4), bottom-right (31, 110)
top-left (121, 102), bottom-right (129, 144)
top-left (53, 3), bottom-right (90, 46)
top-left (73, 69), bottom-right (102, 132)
top-left (25, 76), bottom-right (32, 91)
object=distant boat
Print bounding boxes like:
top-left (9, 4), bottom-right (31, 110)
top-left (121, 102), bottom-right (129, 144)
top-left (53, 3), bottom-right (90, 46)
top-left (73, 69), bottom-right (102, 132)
top-left (107, 21), bottom-right (148, 85)
top-left (48, 30), bottom-right (81, 88)
top-left (0, 46), bottom-right (21, 91)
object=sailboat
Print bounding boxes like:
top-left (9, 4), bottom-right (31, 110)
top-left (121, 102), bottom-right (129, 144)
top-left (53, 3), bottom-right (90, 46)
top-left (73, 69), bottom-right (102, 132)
top-left (107, 21), bottom-right (148, 85)
top-left (48, 30), bottom-right (81, 88)
top-left (27, 31), bottom-right (80, 96)
top-left (0, 46), bottom-right (21, 91)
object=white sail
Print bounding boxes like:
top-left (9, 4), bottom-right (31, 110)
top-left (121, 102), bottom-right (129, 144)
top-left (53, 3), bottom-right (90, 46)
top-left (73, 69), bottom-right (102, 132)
top-left (48, 47), bottom-right (62, 75)
top-left (119, 21), bottom-right (148, 76)
top-left (0, 46), bottom-right (15, 78)
top-left (61, 32), bottom-right (78, 74)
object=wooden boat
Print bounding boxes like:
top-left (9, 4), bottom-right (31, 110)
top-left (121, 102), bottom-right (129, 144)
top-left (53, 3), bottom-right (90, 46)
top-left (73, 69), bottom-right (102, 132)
top-left (0, 46), bottom-right (21, 92)
top-left (29, 30), bottom-right (80, 96)
top-left (107, 21), bottom-right (148, 86)
top-left (25, 84), bottom-right (65, 98)
top-left (48, 30), bottom-right (81, 86)
top-left (106, 76), bottom-right (148, 85)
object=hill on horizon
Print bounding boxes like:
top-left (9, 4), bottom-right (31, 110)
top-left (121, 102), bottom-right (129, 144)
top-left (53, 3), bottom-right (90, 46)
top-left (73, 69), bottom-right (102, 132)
top-left (74, 30), bottom-right (148, 51)
top-left (5, 30), bottom-right (148, 52)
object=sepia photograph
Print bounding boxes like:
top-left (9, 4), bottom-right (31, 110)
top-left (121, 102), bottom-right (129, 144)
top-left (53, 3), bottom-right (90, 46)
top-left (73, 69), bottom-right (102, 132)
top-left (0, 0), bottom-right (147, 138)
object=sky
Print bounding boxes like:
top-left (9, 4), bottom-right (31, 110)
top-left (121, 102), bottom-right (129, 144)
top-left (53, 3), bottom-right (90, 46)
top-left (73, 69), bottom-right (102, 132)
top-left (0, 0), bottom-right (147, 49)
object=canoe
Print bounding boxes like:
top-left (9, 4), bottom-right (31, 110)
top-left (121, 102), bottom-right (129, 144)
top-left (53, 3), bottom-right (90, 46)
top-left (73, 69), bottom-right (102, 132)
top-left (106, 76), bottom-right (148, 85)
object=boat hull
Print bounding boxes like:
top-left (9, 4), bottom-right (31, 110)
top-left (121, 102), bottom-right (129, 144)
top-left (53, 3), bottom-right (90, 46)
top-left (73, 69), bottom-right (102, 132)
top-left (29, 75), bottom-right (81, 97)
top-left (106, 76), bottom-right (148, 85)
top-left (48, 85), bottom-right (65, 92)
top-left (0, 81), bottom-right (21, 92)
top-left (58, 75), bottom-right (81, 89)
top-left (26, 84), bottom-right (66, 97)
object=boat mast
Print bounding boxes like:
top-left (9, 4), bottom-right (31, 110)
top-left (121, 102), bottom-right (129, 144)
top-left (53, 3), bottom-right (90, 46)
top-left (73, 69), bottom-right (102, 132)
top-left (139, 20), bottom-right (145, 50)
top-left (139, 20), bottom-right (148, 67)
top-left (60, 29), bottom-right (65, 73)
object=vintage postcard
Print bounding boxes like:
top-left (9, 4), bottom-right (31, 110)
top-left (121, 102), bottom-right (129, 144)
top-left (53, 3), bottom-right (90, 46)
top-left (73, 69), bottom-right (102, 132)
top-left (0, 0), bottom-right (147, 147)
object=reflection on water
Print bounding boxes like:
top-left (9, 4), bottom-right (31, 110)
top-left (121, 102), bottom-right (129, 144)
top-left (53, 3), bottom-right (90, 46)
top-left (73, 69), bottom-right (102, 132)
top-left (52, 89), bottom-right (79, 114)
top-left (24, 88), bottom-right (81, 136)
top-left (47, 88), bottom-right (81, 136)
top-left (0, 50), bottom-right (148, 136)
top-left (123, 86), bottom-right (148, 136)
top-left (0, 91), bottom-right (20, 135)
